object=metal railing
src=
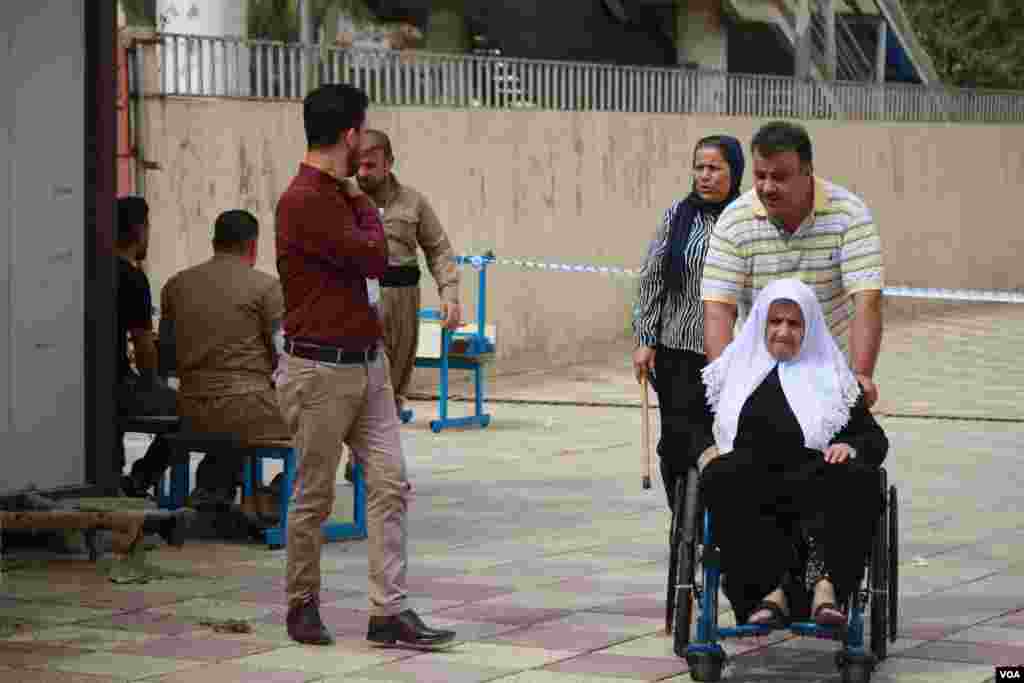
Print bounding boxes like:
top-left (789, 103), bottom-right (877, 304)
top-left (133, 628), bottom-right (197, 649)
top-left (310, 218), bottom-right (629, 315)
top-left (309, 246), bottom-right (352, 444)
top-left (148, 33), bottom-right (1024, 124)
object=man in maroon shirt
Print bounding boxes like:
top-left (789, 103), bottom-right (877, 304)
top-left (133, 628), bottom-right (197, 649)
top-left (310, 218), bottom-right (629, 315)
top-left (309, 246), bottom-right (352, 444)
top-left (275, 83), bottom-right (455, 649)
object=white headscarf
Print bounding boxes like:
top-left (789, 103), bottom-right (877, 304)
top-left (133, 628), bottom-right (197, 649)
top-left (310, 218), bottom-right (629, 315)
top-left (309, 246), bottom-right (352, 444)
top-left (702, 279), bottom-right (861, 454)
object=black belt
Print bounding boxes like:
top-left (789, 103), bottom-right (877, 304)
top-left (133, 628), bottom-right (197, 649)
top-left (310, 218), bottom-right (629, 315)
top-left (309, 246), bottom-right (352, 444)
top-left (284, 339), bottom-right (377, 364)
top-left (381, 265), bottom-right (421, 288)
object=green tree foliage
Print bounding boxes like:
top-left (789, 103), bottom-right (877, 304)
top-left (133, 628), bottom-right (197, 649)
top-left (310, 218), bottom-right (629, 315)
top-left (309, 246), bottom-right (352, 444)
top-left (246, 0), bottom-right (375, 43)
top-left (121, 0), bottom-right (156, 27)
top-left (248, 0), bottom-right (299, 42)
top-left (423, 0), bottom-right (472, 53)
top-left (902, 0), bottom-right (1024, 90)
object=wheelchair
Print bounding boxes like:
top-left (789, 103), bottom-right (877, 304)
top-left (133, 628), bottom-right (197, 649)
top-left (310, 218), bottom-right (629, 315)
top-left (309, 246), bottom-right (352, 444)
top-left (664, 465), bottom-right (899, 683)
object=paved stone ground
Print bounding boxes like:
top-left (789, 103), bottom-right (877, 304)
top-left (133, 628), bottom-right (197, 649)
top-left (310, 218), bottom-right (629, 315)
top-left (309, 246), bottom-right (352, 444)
top-left (2, 300), bottom-right (1023, 681)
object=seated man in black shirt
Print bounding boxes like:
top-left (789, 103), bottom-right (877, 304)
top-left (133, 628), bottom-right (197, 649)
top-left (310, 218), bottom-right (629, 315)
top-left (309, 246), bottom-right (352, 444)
top-left (116, 196), bottom-right (177, 496)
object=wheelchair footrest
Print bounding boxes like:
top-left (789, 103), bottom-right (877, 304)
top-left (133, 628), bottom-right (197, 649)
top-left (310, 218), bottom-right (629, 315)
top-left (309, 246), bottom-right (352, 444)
top-left (790, 621), bottom-right (845, 640)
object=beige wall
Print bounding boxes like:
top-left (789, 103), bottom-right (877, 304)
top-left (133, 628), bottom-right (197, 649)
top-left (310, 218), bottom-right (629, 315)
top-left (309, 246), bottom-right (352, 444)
top-left (139, 95), bottom-right (1024, 363)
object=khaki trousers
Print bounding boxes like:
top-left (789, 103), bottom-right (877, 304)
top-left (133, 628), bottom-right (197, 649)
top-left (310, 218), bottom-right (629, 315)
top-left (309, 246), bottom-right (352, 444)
top-left (276, 352), bottom-right (410, 616)
top-left (379, 284), bottom-right (421, 407)
top-left (178, 389), bottom-right (292, 493)
top-left (178, 390), bottom-right (290, 443)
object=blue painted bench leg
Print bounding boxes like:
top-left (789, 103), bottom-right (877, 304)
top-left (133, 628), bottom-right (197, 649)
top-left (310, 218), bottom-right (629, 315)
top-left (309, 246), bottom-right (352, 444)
top-left (262, 446), bottom-right (293, 550)
top-left (321, 460), bottom-right (367, 543)
top-left (355, 462), bottom-right (367, 535)
top-left (261, 447), bottom-right (367, 549)
top-left (158, 474), bottom-right (172, 510)
top-left (474, 360), bottom-right (491, 428)
top-left (159, 457), bottom-right (191, 511)
top-left (242, 457), bottom-right (254, 499)
top-left (430, 329), bottom-right (452, 433)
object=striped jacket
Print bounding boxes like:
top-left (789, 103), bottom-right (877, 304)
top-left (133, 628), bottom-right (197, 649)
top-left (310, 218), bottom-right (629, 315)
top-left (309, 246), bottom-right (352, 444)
top-left (633, 200), bottom-right (716, 353)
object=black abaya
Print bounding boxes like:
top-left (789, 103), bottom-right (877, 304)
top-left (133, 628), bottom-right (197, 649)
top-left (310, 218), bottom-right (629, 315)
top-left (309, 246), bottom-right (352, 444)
top-left (698, 366), bottom-right (889, 622)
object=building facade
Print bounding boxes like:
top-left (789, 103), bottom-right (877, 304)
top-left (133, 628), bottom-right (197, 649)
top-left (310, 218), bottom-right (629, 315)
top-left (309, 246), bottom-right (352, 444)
top-left (1, 2), bottom-right (119, 496)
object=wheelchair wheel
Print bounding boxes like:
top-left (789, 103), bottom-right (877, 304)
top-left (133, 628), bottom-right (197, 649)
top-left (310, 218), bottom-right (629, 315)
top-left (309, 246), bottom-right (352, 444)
top-left (666, 476), bottom-right (686, 634)
top-left (688, 650), bottom-right (725, 682)
top-left (841, 661), bottom-right (874, 683)
top-left (672, 467), bottom-right (700, 657)
top-left (836, 651), bottom-right (876, 683)
top-left (888, 485), bottom-right (899, 643)
top-left (870, 471), bottom-right (889, 661)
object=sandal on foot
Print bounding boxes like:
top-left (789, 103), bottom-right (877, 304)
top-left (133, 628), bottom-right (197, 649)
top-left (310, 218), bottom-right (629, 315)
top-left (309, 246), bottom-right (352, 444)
top-left (747, 600), bottom-right (790, 629)
top-left (812, 602), bottom-right (846, 627)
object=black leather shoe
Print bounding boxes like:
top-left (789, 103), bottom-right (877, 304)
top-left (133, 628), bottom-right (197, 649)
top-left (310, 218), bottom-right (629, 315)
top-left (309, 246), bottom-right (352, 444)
top-left (366, 609), bottom-right (456, 649)
top-left (286, 600), bottom-right (334, 645)
top-left (187, 487), bottom-right (234, 511)
top-left (120, 473), bottom-right (154, 499)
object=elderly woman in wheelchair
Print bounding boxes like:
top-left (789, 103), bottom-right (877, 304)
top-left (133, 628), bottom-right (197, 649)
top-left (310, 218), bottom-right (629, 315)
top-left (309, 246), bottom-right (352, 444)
top-left (696, 278), bottom-right (889, 631)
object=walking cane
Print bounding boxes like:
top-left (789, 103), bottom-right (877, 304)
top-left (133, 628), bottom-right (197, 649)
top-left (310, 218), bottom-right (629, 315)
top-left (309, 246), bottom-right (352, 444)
top-left (641, 373), bottom-right (652, 490)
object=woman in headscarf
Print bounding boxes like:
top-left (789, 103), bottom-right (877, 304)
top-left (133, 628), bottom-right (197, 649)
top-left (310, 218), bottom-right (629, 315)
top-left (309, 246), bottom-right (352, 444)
top-left (697, 279), bottom-right (889, 628)
top-left (632, 135), bottom-right (745, 510)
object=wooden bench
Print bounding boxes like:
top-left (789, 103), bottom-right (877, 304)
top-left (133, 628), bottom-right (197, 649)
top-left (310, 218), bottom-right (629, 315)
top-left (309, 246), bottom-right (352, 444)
top-left (118, 414), bottom-right (181, 436)
top-left (0, 490), bottom-right (186, 561)
top-left (157, 433), bottom-right (367, 549)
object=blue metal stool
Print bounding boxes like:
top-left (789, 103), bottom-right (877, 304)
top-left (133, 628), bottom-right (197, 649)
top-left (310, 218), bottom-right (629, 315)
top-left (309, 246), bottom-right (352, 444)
top-left (415, 254), bottom-right (496, 432)
top-left (242, 445), bottom-right (367, 549)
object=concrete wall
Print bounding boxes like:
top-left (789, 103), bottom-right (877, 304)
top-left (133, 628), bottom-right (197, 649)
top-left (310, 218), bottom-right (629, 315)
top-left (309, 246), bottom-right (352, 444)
top-left (138, 96), bottom-right (1024, 364)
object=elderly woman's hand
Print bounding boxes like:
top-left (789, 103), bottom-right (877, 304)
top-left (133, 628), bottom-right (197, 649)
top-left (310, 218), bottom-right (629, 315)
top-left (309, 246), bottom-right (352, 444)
top-left (856, 374), bottom-right (879, 408)
top-left (823, 443), bottom-right (855, 464)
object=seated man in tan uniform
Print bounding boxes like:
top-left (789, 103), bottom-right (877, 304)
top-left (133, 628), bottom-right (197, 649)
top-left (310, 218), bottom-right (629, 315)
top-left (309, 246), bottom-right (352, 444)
top-left (158, 209), bottom-right (291, 507)
top-left (356, 129), bottom-right (462, 417)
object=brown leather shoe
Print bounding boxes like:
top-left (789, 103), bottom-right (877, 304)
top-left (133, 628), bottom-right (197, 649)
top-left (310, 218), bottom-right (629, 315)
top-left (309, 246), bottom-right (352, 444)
top-left (286, 600), bottom-right (333, 645)
top-left (366, 609), bottom-right (455, 649)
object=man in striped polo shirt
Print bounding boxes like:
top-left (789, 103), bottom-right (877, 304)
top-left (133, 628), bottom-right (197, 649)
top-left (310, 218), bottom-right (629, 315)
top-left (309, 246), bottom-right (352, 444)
top-left (702, 121), bottom-right (883, 406)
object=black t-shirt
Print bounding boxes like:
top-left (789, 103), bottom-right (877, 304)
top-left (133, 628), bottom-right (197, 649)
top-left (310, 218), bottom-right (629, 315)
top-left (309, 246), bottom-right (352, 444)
top-left (118, 256), bottom-right (153, 380)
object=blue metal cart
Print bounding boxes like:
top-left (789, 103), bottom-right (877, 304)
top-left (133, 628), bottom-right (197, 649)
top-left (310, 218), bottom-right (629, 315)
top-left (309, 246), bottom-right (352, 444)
top-left (413, 254), bottom-right (496, 432)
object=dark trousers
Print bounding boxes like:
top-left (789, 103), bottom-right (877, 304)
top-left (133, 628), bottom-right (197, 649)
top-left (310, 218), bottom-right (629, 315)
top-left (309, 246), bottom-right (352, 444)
top-left (650, 346), bottom-right (712, 510)
top-left (116, 377), bottom-right (178, 487)
top-left (127, 439), bottom-right (241, 495)
top-left (700, 448), bottom-right (881, 622)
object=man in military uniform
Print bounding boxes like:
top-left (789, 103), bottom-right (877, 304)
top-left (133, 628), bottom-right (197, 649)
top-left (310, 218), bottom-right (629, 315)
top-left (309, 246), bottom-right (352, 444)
top-left (356, 129), bottom-right (462, 418)
top-left (158, 209), bottom-right (291, 508)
